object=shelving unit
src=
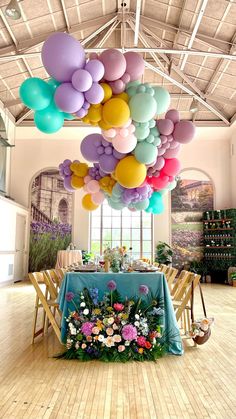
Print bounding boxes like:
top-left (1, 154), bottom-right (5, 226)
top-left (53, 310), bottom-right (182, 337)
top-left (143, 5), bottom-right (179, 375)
top-left (203, 209), bottom-right (236, 280)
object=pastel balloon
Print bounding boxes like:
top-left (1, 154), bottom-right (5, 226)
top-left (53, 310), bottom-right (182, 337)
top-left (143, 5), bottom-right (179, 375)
top-left (153, 87), bottom-right (171, 115)
top-left (146, 191), bottom-right (164, 214)
top-left (165, 109), bottom-right (180, 124)
top-left (42, 32), bottom-right (85, 82)
top-left (91, 191), bottom-right (105, 205)
top-left (101, 83), bottom-right (113, 103)
top-left (80, 133), bottom-right (103, 162)
top-left (129, 93), bottom-right (157, 123)
top-left (19, 78), bottom-right (53, 110)
top-left (82, 194), bottom-right (99, 211)
top-left (163, 144), bottom-right (181, 158)
top-left (64, 176), bottom-right (75, 192)
top-left (55, 83), bottom-right (84, 113)
top-left (72, 69), bottom-right (92, 92)
top-left (102, 98), bottom-right (130, 127)
top-left (115, 156), bottom-right (146, 188)
top-left (173, 120), bottom-right (196, 143)
top-left (156, 119), bottom-right (174, 136)
top-left (135, 142), bottom-right (158, 165)
top-left (85, 59), bottom-right (104, 82)
top-left (99, 154), bottom-right (118, 173)
top-left (167, 180), bottom-right (177, 191)
top-left (86, 179), bottom-right (100, 193)
top-left (152, 174), bottom-right (169, 190)
top-left (99, 49), bottom-right (126, 81)
top-left (71, 174), bottom-right (84, 189)
top-left (108, 199), bottom-right (126, 210)
top-left (47, 78), bottom-right (60, 91)
top-left (124, 52), bottom-right (145, 81)
top-left (113, 134), bottom-right (137, 153)
top-left (34, 102), bottom-right (64, 133)
top-left (162, 158), bottom-right (181, 177)
top-left (133, 198), bottom-right (149, 210)
top-left (85, 82), bottom-right (104, 104)
top-left (84, 175), bottom-right (92, 183)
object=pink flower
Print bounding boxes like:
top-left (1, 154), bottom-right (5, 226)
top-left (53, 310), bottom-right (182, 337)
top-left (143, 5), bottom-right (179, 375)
top-left (106, 327), bottom-right (114, 336)
top-left (81, 321), bottom-right (94, 336)
top-left (122, 324), bottom-right (137, 341)
top-left (86, 335), bottom-right (92, 342)
top-left (118, 345), bottom-right (125, 352)
top-left (114, 303), bottom-right (124, 311)
top-left (113, 334), bottom-right (122, 343)
top-left (81, 343), bottom-right (87, 349)
top-left (137, 336), bottom-right (147, 347)
top-left (92, 326), bottom-right (100, 335)
top-left (139, 285), bottom-right (149, 295)
top-left (105, 336), bottom-right (115, 347)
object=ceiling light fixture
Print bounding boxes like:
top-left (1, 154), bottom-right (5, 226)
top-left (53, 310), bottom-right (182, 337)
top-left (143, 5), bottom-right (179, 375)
top-left (5, 0), bottom-right (21, 20)
top-left (190, 98), bottom-right (199, 113)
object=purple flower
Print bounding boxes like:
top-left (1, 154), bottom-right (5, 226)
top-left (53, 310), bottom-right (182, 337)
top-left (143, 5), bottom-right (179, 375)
top-left (65, 291), bottom-right (75, 302)
top-left (81, 322), bottom-right (94, 336)
top-left (139, 285), bottom-right (149, 295)
top-left (107, 280), bottom-right (117, 291)
top-left (122, 324), bottom-right (137, 341)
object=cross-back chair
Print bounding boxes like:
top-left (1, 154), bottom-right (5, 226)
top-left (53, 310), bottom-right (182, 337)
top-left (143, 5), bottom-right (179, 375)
top-left (165, 267), bottom-right (178, 291)
top-left (159, 264), bottom-right (169, 274)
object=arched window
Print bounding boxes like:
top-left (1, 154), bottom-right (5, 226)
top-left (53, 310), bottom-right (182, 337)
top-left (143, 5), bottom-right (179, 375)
top-left (58, 199), bottom-right (68, 223)
top-left (90, 201), bottom-right (153, 260)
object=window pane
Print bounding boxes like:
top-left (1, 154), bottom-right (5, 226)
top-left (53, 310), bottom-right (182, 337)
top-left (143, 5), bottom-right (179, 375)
top-left (132, 217), bottom-right (140, 228)
top-left (122, 217), bottom-right (131, 228)
top-left (91, 241), bottom-right (100, 254)
top-left (132, 241), bottom-right (140, 253)
top-left (112, 240), bottom-right (120, 248)
top-left (103, 216), bottom-right (111, 228)
top-left (112, 217), bottom-right (121, 228)
top-left (122, 208), bottom-right (131, 217)
top-left (103, 229), bottom-right (111, 241)
top-left (143, 229), bottom-right (151, 240)
top-left (143, 241), bottom-right (151, 252)
top-left (103, 205), bottom-right (112, 216)
top-left (132, 229), bottom-right (140, 240)
top-left (122, 228), bottom-right (131, 240)
top-left (122, 240), bottom-right (131, 249)
top-left (112, 229), bottom-right (121, 240)
top-left (142, 217), bottom-right (151, 228)
top-left (91, 229), bottom-right (100, 240)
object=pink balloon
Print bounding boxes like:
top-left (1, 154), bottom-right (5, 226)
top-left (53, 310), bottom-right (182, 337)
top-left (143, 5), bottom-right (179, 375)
top-left (83, 184), bottom-right (88, 192)
top-left (128, 124), bottom-right (135, 134)
top-left (169, 140), bottom-right (179, 149)
top-left (113, 134), bottom-right (137, 153)
top-left (104, 128), bottom-right (116, 138)
top-left (91, 191), bottom-right (105, 205)
top-left (99, 49), bottom-right (126, 81)
top-left (87, 179), bottom-right (100, 193)
top-left (152, 175), bottom-right (169, 190)
top-left (157, 147), bottom-right (165, 156)
top-left (124, 52), bottom-right (145, 81)
top-left (84, 175), bottom-right (92, 184)
top-left (163, 144), bottom-right (181, 158)
top-left (162, 158), bottom-right (181, 177)
top-left (160, 135), bottom-right (168, 144)
top-left (121, 73), bottom-right (131, 84)
top-left (156, 119), bottom-right (174, 136)
top-left (165, 109), bottom-right (180, 124)
top-left (173, 120), bottom-right (196, 144)
top-left (119, 128), bottom-right (129, 138)
top-left (167, 135), bottom-right (173, 142)
top-left (123, 118), bottom-right (132, 128)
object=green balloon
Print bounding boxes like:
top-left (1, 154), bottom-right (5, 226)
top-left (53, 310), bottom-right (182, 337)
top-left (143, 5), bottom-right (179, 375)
top-left (129, 92), bottom-right (157, 123)
top-left (153, 87), bottom-right (170, 115)
top-left (47, 78), bottom-right (61, 91)
top-left (63, 113), bottom-right (75, 120)
top-left (134, 142), bottom-right (157, 165)
top-left (34, 102), bottom-right (64, 134)
top-left (135, 125), bottom-right (150, 140)
top-left (108, 199), bottom-right (125, 210)
top-left (19, 77), bottom-right (53, 110)
top-left (133, 199), bottom-right (149, 210)
top-left (146, 191), bottom-right (164, 214)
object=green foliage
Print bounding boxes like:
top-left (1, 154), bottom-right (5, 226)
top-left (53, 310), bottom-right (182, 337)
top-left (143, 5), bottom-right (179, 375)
top-left (189, 260), bottom-right (208, 276)
top-left (231, 272), bottom-right (236, 280)
top-left (155, 241), bottom-right (173, 264)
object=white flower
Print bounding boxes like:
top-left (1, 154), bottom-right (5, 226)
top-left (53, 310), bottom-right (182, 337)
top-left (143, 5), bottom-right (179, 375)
top-left (83, 309), bottom-right (89, 315)
top-left (68, 322), bottom-right (73, 328)
top-left (75, 342), bottom-right (80, 350)
top-left (70, 328), bottom-right (77, 335)
top-left (107, 317), bottom-right (114, 325)
top-left (98, 335), bottom-right (104, 342)
top-left (124, 340), bottom-right (130, 346)
top-left (135, 314), bottom-right (140, 320)
top-left (199, 331), bottom-right (205, 337)
top-left (121, 320), bottom-right (126, 325)
top-left (80, 302), bottom-right (86, 307)
top-left (200, 324), bottom-right (209, 332)
top-left (134, 321), bottom-right (140, 327)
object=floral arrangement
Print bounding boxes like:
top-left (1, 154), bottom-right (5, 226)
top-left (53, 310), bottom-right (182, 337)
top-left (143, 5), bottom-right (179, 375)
top-left (190, 317), bottom-right (213, 338)
top-left (61, 280), bottom-right (168, 362)
top-left (103, 245), bottom-right (130, 272)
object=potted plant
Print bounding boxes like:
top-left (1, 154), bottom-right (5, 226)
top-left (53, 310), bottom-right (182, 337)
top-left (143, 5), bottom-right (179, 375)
top-left (155, 242), bottom-right (173, 265)
top-left (189, 260), bottom-right (208, 282)
top-left (82, 250), bottom-right (92, 265)
top-left (231, 272), bottom-right (236, 287)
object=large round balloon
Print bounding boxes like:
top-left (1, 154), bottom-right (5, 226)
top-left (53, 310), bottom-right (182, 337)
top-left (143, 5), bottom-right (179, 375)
top-left (165, 109), bottom-right (180, 124)
top-left (82, 194), bottom-right (99, 211)
top-left (34, 102), bottom-right (64, 133)
top-left (80, 133), bottom-right (103, 162)
top-left (129, 93), bottom-right (157, 123)
top-left (115, 156), bottom-right (146, 188)
top-left (153, 87), bottom-right (170, 115)
top-left (162, 158), bottom-right (181, 177)
top-left (134, 142), bottom-right (158, 165)
top-left (54, 83), bottom-right (84, 113)
top-left (173, 120), bottom-right (196, 144)
top-left (156, 119), bottom-right (174, 136)
top-left (99, 49), bottom-right (126, 81)
top-left (19, 78), bottom-right (53, 110)
top-left (124, 52), bottom-right (144, 81)
top-left (102, 98), bottom-right (130, 127)
top-left (42, 32), bottom-right (86, 82)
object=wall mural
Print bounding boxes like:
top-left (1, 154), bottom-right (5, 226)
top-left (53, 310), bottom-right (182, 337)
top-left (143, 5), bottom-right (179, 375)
top-left (171, 173), bottom-right (214, 269)
top-left (29, 170), bottom-right (72, 272)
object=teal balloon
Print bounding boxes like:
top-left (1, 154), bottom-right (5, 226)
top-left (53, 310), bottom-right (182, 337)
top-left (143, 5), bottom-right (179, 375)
top-left (47, 78), bottom-right (61, 91)
top-left (19, 77), bottom-right (53, 110)
top-left (112, 183), bottom-right (123, 198)
top-left (129, 92), bottom-right (157, 123)
top-left (153, 87), bottom-right (171, 115)
top-left (134, 142), bottom-right (158, 165)
top-left (126, 80), bottom-right (141, 89)
top-left (135, 125), bottom-right (150, 140)
top-left (34, 102), bottom-right (64, 134)
top-left (146, 191), bottom-right (164, 214)
top-left (63, 113), bottom-right (75, 120)
top-left (107, 199), bottom-right (125, 210)
top-left (133, 199), bottom-right (149, 210)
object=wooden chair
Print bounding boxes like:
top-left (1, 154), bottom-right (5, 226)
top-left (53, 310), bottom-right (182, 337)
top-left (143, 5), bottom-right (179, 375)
top-left (29, 272), bottom-right (61, 344)
top-left (171, 270), bottom-right (190, 298)
top-left (159, 264), bottom-right (169, 274)
top-left (165, 267), bottom-right (178, 291)
top-left (45, 269), bottom-right (61, 292)
top-left (54, 268), bottom-right (66, 285)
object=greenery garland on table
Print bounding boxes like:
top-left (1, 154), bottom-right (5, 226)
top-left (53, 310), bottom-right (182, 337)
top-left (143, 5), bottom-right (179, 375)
top-left (58, 281), bottom-right (172, 362)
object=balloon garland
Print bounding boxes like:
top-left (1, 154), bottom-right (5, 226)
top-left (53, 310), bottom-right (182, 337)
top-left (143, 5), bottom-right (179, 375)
top-left (19, 32), bottom-right (196, 214)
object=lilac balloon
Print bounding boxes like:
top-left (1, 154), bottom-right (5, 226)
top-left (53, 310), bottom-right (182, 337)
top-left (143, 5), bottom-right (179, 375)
top-left (160, 135), bottom-right (168, 144)
top-left (99, 49), bottom-right (126, 81)
top-left (76, 108), bottom-right (87, 118)
top-left (88, 163), bottom-right (106, 180)
top-left (72, 69), bottom-right (92, 92)
top-left (64, 176), bottom-right (75, 192)
top-left (42, 33), bottom-right (85, 82)
top-left (173, 120), bottom-right (196, 144)
top-left (83, 101), bottom-right (90, 110)
top-left (85, 59), bottom-right (105, 82)
top-left (84, 82), bottom-right (104, 104)
top-left (63, 159), bottom-right (71, 167)
top-left (55, 83), bottom-right (84, 113)
top-left (80, 133), bottom-right (103, 162)
top-left (99, 154), bottom-right (118, 173)
top-left (163, 143), bottom-right (181, 158)
top-left (165, 109), bottom-right (180, 124)
top-left (156, 119), bottom-right (174, 136)
top-left (124, 52), bottom-right (145, 81)
top-left (113, 149), bottom-right (126, 160)
top-left (157, 147), bottom-right (165, 156)
top-left (64, 166), bottom-right (72, 176)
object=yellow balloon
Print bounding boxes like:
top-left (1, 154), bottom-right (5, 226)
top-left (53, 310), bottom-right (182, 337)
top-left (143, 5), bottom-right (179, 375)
top-left (71, 174), bottom-right (84, 189)
top-left (115, 156), bottom-right (147, 188)
top-left (70, 162), bottom-right (88, 177)
top-left (99, 176), bottom-right (116, 195)
top-left (98, 119), bottom-right (112, 130)
top-left (87, 105), bottom-right (102, 123)
top-left (113, 92), bottom-right (129, 103)
top-left (101, 83), bottom-right (112, 103)
top-left (82, 194), bottom-right (99, 211)
top-left (102, 98), bottom-right (130, 127)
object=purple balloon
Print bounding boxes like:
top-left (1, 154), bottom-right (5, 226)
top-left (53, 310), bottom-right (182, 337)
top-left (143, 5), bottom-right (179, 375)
top-left (163, 143), bottom-right (181, 158)
top-left (88, 163), bottom-right (106, 180)
top-left (42, 33), bottom-right (85, 82)
top-left (173, 120), bottom-right (196, 144)
top-left (156, 119), bottom-right (174, 136)
top-left (165, 109), bottom-right (180, 124)
top-left (84, 82), bottom-right (104, 104)
top-left (55, 83), bottom-right (84, 113)
top-left (85, 59), bottom-right (105, 82)
top-left (99, 154), bottom-right (118, 173)
top-left (80, 133), bottom-right (103, 162)
top-left (62, 159), bottom-right (71, 167)
top-left (72, 69), bottom-right (92, 92)
top-left (113, 149), bottom-right (126, 160)
top-left (64, 176), bottom-right (75, 192)
top-left (83, 101), bottom-right (90, 110)
top-left (76, 108), bottom-right (87, 118)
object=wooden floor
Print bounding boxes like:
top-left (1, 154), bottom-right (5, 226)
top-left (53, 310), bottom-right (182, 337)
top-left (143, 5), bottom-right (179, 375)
top-left (0, 283), bottom-right (235, 419)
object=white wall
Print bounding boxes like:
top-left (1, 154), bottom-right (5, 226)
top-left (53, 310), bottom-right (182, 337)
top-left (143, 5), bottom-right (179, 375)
top-left (9, 124), bottom-right (234, 256)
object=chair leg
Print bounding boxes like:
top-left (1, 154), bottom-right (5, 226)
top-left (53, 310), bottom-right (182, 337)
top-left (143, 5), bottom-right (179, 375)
top-left (31, 295), bottom-right (39, 344)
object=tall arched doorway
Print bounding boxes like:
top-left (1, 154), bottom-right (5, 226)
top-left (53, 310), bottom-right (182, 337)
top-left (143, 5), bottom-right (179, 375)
top-left (171, 169), bottom-right (214, 269)
top-left (58, 198), bottom-right (68, 223)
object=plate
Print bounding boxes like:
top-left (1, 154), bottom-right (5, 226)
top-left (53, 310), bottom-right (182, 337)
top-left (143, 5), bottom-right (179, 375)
top-left (73, 269), bottom-right (97, 272)
top-left (134, 268), bottom-right (159, 273)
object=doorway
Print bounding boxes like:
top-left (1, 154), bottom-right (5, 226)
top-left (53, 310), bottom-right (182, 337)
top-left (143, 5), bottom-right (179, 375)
top-left (14, 213), bottom-right (26, 282)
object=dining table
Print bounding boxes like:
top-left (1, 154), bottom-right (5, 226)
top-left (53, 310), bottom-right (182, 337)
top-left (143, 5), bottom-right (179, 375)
top-left (58, 271), bottom-right (183, 355)
top-left (55, 249), bottom-right (82, 269)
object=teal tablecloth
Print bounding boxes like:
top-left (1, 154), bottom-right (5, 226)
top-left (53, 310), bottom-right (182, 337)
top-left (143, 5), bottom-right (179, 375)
top-left (58, 272), bottom-right (183, 355)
